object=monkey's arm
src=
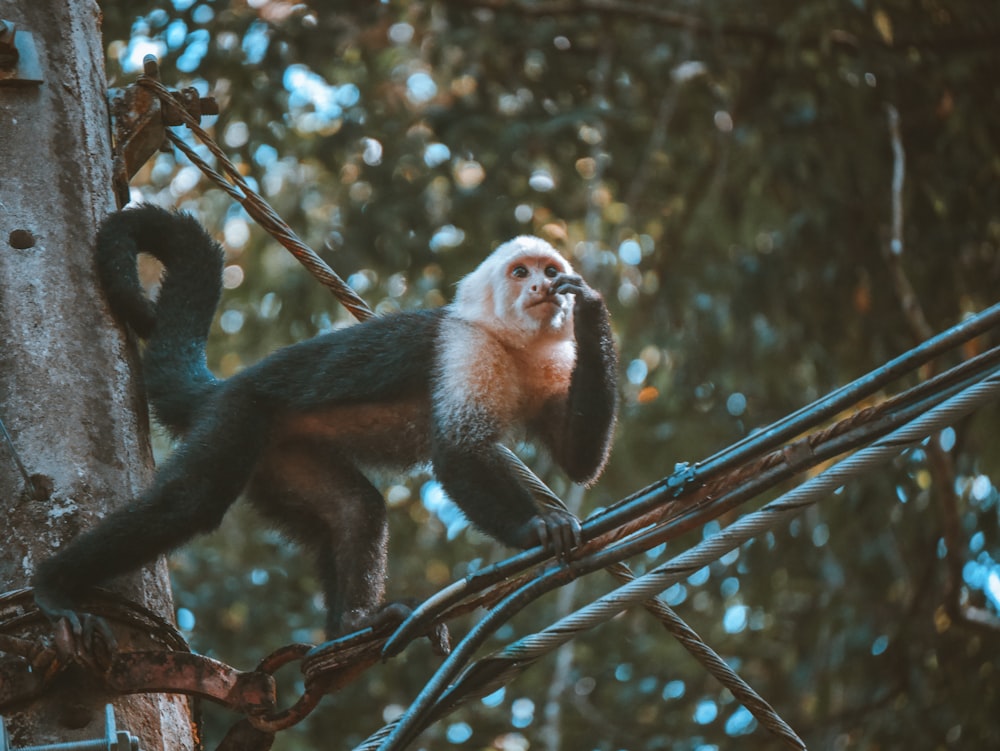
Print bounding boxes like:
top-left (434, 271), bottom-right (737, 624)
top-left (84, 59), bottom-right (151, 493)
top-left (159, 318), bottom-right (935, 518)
top-left (432, 438), bottom-right (581, 559)
top-left (539, 274), bottom-right (618, 483)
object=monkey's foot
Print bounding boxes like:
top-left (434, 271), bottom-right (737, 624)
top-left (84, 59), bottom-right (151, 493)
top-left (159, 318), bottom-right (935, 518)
top-left (341, 600), bottom-right (450, 656)
top-left (33, 586), bottom-right (118, 658)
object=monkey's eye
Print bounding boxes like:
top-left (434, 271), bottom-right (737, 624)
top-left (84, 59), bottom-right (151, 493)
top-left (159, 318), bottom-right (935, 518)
top-left (544, 265), bottom-right (560, 278)
top-left (511, 265), bottom-right (529, 279)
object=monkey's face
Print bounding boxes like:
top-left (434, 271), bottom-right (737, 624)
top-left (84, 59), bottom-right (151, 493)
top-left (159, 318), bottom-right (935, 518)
top-left (454, 237), bottom-right (575, 344)
top-left (504, 255), bottom-right (573, 328)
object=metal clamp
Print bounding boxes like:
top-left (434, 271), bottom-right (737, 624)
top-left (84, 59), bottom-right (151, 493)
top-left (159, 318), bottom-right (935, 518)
top-left (0, 705), bottom-right (139, 751)
top-left (0, 20), bottom-right (43, 87)
top-left (108, 55), bottom-right (218, 205)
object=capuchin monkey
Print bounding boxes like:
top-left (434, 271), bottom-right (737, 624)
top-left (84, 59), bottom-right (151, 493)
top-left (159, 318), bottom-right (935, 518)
top-left (33, 205), bottom-right (617, 641)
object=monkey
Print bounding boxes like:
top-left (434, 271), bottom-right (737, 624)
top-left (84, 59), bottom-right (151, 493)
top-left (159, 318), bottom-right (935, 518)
top-left (32, 204), bottom-right (617, 642)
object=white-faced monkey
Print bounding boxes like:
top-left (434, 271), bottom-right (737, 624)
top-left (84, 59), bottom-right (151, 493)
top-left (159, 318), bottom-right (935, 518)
top-left (33, 205), bottom-right (618, 640)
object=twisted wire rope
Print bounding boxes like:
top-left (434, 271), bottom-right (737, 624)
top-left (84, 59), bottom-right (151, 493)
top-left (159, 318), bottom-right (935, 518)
top-left (138, 77), bottom-right (375, 323)
top-left (502, 369), bottom-right (1000, 655)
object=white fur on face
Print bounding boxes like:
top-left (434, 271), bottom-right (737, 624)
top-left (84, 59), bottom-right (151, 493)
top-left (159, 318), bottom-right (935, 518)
top-left (435, 237), bottom-right (579, 443)
top-left (452, 236), bottom-right (575, 346)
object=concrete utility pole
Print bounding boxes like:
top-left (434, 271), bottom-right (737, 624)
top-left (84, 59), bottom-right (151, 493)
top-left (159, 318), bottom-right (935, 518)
top-left (0, 2), bottom-right (196, 748)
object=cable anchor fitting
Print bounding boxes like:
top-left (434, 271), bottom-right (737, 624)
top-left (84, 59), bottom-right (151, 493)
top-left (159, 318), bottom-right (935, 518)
top-left (0, 705), bottom-right (140, 751)
top-left (108, 55), bottom-right (219, 205)
top-left (0, 20), bottom-right (43, 87)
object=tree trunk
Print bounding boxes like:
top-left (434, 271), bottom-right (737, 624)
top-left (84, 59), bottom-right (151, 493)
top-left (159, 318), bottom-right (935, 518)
top-left (0, 2), bottom-right (196, 748)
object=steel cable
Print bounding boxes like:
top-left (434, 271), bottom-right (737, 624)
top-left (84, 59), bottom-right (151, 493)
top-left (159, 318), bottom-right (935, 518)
top-left (381, 341), bottom-right (1000, 656)
top-left (138, 77), bottom-right (375, 323)
top-left (373, 366), bottom-right (1000, 750)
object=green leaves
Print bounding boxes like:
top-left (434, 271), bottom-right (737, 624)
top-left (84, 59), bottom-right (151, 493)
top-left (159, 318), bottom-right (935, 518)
top-left (103, 1), bottom-right (1000, 747)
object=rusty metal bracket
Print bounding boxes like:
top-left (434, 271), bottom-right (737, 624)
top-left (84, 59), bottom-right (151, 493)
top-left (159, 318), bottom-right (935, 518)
top-left (104, 652), bottom-right (275, 717)
top-left (109, 55), bottom-right (218, 204)
top-left (0, 648), bottom-right (276, 718)
top-left (0, 20), bottom-right (43, 87)
top-left (0, 589), bottom-right (317, 751)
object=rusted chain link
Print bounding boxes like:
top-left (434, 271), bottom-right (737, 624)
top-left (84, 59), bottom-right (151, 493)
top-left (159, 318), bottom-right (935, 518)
top-left (242, 643), bottom-right (327, 733)
top-left (0, 589), bottom-right (386, 740)
top-left (0, 590), bottom-right (277, 716)
top-left (136, 74), bottom-right (375, 323)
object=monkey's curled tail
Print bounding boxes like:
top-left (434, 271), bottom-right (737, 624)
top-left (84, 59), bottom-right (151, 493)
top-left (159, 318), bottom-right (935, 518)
top-left (96, 204), bottom-right (224, 436)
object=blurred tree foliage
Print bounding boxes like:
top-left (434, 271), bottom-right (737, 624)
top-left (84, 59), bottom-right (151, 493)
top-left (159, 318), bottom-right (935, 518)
top-left (97, 1), bottom-right (1000, 749)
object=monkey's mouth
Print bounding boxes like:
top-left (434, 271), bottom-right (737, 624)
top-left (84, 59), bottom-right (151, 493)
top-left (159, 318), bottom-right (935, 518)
top-left (528, 295), bottom-right (563, 309)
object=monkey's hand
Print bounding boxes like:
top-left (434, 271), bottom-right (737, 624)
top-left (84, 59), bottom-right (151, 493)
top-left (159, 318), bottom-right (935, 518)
top-left (522, 506), bottom-right (583, 562)
top-left (550, 272), bottom-right (603, 309)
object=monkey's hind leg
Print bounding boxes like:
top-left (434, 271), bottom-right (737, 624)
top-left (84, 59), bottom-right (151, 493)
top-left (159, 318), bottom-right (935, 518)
top-left (248, 444), bottom-right (392, 638)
